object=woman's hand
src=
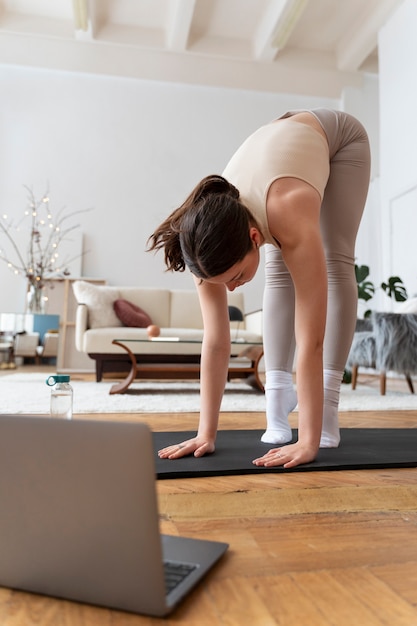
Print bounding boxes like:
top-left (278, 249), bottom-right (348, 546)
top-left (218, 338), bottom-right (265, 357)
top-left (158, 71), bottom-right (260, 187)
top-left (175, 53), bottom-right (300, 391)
top-left (158, 435), bottom-right (216, 460)
top-left (252, 440), bottom-right (318, 469)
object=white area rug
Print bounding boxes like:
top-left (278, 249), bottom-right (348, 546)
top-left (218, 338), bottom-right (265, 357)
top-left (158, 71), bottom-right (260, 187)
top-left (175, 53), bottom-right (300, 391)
top-left (1, 373), bottom-right (417, 414)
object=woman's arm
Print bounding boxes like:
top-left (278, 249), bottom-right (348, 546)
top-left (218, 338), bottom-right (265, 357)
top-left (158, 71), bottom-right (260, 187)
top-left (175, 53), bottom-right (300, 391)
top-left (158, 278), bottom-right (231, 460)
top-left (196, 278), bottom-right (232, 439)
top-left (254, 179), bottom-right (327, 468)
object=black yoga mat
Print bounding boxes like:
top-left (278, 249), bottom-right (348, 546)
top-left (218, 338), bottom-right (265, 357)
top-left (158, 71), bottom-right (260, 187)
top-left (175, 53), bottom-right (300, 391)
top-left (154, 429), bottom-right (417, 478)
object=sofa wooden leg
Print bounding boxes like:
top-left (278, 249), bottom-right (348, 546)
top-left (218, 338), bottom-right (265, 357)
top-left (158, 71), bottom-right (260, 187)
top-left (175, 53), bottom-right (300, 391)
top-left (351, 365), bottom-right (358, 390)
top-left (406, 375), bottom-right (415, 394)
top-left (380, 372), bottom-right (386, 395)
top-left (96, 359), bottom-right (103, 382)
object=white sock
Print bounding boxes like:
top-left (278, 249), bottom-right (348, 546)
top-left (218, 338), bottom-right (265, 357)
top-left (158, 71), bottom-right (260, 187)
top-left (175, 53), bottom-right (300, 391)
top-left (320, 369), bottom-right (343, 448)
top-left (261, 370), bottom-right (297, 444)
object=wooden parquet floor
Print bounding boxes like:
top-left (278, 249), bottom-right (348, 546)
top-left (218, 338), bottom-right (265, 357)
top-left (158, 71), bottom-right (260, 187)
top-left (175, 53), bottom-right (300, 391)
top-left (0, 368), bottom-right (416, 624)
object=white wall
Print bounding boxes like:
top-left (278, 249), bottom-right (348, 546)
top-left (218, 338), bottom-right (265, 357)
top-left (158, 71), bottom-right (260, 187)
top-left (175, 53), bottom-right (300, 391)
top-left (379, 0), bottom-right (417, 305)
top-left (342, 75), bottom-right (380, 180)
top-left (0, 65), bottom-right (338, 314)
top-left (340, 0), bottom-right (417, 313)
top-left (341, 76), bottom-right (384, 312)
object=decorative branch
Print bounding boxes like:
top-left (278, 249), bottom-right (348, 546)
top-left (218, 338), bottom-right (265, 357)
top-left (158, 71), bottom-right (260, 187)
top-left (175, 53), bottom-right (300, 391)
top-left (0, 186), bottom-right (91, 290)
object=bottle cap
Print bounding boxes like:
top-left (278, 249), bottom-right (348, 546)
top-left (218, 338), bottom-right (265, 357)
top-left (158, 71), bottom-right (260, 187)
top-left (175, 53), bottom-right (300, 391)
top-left (46, 374), bottom-right (70, 386)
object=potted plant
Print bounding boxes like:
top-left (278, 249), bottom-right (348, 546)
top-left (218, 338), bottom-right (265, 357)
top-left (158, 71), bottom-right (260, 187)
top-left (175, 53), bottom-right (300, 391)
top-left (355, 264), bottom-right (408, 318)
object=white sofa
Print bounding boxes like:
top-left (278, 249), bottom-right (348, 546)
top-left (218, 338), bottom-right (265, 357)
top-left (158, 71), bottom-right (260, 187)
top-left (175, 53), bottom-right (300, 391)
top-left (73, 281), bottom-right (263, 382)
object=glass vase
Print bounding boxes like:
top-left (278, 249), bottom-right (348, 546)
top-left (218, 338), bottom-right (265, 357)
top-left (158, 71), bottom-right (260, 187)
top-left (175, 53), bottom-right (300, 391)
top-left (27, 283), bottom-right (45, 314)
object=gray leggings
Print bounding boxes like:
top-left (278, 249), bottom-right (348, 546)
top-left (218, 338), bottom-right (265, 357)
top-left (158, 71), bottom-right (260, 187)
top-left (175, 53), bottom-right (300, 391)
top-left (262, 109), bottom-right (371, 373)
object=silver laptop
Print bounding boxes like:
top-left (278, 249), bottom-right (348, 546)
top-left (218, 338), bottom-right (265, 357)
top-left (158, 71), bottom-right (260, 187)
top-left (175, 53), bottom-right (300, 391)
top-left (0, 415), bottom-right (228, 617)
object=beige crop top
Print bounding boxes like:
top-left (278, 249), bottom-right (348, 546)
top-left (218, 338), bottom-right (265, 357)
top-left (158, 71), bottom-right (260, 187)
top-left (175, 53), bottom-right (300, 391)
top-left (222, 118), bottom-right (330, 246)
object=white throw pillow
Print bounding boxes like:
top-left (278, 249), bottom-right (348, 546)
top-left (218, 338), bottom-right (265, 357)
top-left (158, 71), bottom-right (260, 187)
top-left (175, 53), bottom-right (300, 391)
top-left (72, 281), bottom-right (122, 328)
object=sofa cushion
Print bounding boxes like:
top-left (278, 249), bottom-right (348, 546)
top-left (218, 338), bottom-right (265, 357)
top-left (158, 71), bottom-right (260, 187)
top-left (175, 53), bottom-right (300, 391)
top-left (83, 327), bottom-right (205, 355)
top-left (170, 290), bottom-right (203, 329)
top-left (114, 299), bottom-right (152, 328)
top-left (169, 289), bottom-right (245, 329)
top-left (118, 288), bottom-right (172, 327)
top-left (73, 281), bottom-right (122, 329)
top-left (82, 326), bottom-right (262, 355)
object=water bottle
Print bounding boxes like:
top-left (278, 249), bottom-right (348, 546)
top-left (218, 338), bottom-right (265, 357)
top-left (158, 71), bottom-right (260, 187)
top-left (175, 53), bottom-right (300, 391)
top-left (46, 375), bottom-right (73, 419)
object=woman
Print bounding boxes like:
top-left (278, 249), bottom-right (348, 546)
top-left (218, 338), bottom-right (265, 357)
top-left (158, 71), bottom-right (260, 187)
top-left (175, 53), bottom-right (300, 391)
top-left (148, 109), bottom-right (371, 469)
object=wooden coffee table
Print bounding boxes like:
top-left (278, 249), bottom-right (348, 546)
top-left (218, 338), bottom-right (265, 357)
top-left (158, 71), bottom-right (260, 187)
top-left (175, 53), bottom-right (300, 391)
top-left (109, 337), bottom-right (264, 394)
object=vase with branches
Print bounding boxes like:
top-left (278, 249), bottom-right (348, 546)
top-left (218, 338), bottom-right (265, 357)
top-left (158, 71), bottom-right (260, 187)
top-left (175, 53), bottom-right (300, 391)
top-left (0, 186), bottom-right (90, 313)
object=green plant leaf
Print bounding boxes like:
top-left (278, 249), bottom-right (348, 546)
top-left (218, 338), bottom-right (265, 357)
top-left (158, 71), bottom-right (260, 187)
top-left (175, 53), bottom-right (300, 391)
top-left (380, 276), bottom-right (408, 302)
top-left (355, 264), bottom-right (370, 283)
top-left (357, 280), bottom-right (375, 301)
top-left (355, 264), bottom-right (375, 302)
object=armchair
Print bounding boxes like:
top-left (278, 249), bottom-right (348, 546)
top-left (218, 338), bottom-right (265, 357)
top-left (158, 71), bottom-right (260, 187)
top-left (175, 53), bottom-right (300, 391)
top-left (346, 312), bottom-right (417, 395)
top-left (36, 331), bottom-right (59, 363)
top-left (14, 331), bottom-right (41, 363)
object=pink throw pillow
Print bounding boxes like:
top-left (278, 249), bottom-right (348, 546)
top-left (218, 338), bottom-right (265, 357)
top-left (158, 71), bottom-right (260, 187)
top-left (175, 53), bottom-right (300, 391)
top-left (113, 299), bottom-right (152, 328)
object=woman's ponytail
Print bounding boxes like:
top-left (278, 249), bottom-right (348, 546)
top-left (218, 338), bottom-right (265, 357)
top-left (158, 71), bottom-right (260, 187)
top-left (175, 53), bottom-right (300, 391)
top-left (190, 175), bottom-right (240, 203)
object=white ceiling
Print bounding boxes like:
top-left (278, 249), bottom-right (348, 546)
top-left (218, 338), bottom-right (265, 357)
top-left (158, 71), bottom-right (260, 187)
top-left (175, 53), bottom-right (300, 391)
top-left (0, 0), bottom-right (404, 97)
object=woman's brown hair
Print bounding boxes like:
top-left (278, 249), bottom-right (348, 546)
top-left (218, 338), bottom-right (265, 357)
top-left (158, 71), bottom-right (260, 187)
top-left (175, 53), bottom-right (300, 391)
top-left (147, 175), bottom-right (255, 279)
